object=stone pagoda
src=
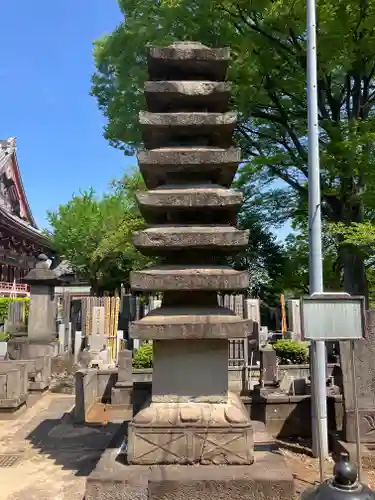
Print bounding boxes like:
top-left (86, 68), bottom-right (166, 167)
top-left (128, 41), bottom-right (254, 466)
top-left (85, 41), bottom-right (294, 500)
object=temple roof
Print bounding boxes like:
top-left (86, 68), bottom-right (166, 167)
top-left (0, 138), bottom-right (52, 247)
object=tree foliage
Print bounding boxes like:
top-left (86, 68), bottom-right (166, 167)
top-left (92, 0), bottom-right (375, 298)
top-left (47, 170), bottom-right (152, 293)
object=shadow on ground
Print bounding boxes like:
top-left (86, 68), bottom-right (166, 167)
top-left (26, 410), bottom-right (126, 476)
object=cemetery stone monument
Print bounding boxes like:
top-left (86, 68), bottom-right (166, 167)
top-left (5, 300), bottom-right (27, 337)
top-left (128, 41), bottom-right (254, 466)
top-left (111, 349), bottom-right (133, 412)
top-left (85, 41), bottom-right (294, 500)
top-left (8, 254), bottom-right (60, 359)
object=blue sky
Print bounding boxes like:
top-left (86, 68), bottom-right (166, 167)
top-left (0, 0), bottom-right (291, 239)
top-left (0, 0), bottom-right (133, 228)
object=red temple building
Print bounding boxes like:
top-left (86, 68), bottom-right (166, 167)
top-left (0, 138), bottom-right (54, 296)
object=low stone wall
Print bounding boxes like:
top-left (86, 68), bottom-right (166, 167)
top-left (74, 363), bottom-right (343, 436)
top-left (0, 362), bottom-right (28, 409)
top-left (75, 368), bottom-right (117, 423)
top-left (0, 357), bottom-right (51, 392)
top-left (244, 393), bottom-right (343, 437)
top-left (132, 363), bottom-right (339, 393)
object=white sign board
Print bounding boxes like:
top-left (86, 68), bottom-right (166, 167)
top-left (301, 294), bottom-right (366, 341)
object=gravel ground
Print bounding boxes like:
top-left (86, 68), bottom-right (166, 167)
top-left (277, 437), bottom-right (375, 494)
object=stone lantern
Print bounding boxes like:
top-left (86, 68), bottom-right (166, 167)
top-left (23, 254), bottom-right (61, 356)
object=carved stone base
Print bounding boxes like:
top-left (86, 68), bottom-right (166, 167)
top-left (127, 392), bottom-right (253, 465)
top-left (344, 408), bottom-right (375, 443)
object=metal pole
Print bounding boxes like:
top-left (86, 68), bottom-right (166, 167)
top-left (350, 339), bottom-right (362, 481)
top-left (306, 0), bottom-right (329, 465)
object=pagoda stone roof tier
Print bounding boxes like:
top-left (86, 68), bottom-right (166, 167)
top-left (145, 81), bottom-right (231, 113)
top-left (139, 111), bottom-right (237, 150)
top-left (136, 186), bottom-right (242, 224)
top-left (130, 265), bottom-right (249, 291)
top-left (132, 226), bottom-right (249, 256)
top-left (130, 306), bottom-right (256, 340)
top-left (137, 147), bottom-right (240, 189)
top-left (148, 42), bottom-right (230, 82)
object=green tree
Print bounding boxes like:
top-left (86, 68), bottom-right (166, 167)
top-left (91, 0), bottom-right (375, 299)
top-left (47, 170), bottom-right (152, 294)
top-left (282, 223), bottom-right (342, 297)
top-left (229, 206), bottom-right (287, 305)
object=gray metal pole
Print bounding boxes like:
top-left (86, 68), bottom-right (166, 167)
top-left (306, 0), bottom-right (329, 463)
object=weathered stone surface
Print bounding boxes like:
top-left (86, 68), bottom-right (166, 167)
top-left (131, 266), bottom-right (249, 291)
top-left (128, 392), bottom-right (253, 465)
top-left (148, 42), bottom-right (230, 82)
top-left (111, 349), bottom-right (133, 409)
top-left (145, 81), bottom-right (231, 113)
top-left (137, 147), bottom-right (240, 189)
top-left (136, 186), bottom-right (242, 224)
top-left (341, 308), bottom-right (375, 442)
top-left (0, 363), bottom-right (28, 409)
top-left (133, 226), bottom-right (249, 254)
top-left (130, 306), bottom-right (254, 340)
top-left (139, 112), bottom-right (237, 149)
top-left (86, 445), bottom-right (294, 500)
top-left (151, 339), bottom-right (229, 404)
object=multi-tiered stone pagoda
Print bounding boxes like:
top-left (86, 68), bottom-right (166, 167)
top-left (85, 41), bottom-right (295, 500)
top-left (128, 41), bottom-right (254, 465)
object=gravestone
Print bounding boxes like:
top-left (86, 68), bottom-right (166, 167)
top-left (111, 349), bottom-right (133, 410)
top-left (89, 306), bottom-right (106, 352)
top-left (340, 308), bottom-right (375, 442)
top-left (5, 301), bottom-right (27, 336)
top-left (245, 298), bottom-right (261, 344)
top-left (254, 348), bottom-right (278, 396)
top-left (287, 299), bottom-right (302, 340)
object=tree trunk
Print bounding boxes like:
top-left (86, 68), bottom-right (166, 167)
top-left (325, 196), bottom-right (368, 304)
top-left (339, 243), bottom-right (368, 300)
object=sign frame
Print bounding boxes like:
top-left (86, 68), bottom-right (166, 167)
top-left (300, 293), bottom-right (367, 341)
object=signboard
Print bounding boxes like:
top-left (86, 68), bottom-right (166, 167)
top-left (301, 293), bottom-right (366, 341)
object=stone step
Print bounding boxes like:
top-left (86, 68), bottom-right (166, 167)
top-left (130, 266), bottom-right (249, 291)
top-left (130, 306), bottom-right (254, 340)
top-left (145, 81), bottom-right (231, 113)
top-left (136, 186), bottom-right (242, 224)
top-left (139, 112), bottom-right (237, 150)
top-left (132, 226), bottom-right (249, 255)
top-left (137, 147), bottom-right (240, 189)
top-left (148, 42), bottom-right (230, 82)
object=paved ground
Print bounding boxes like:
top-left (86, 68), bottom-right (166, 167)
top-left (0, 393), bottom-right (121, 500)
top-left (0, 394), bottom-right (374, 500)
